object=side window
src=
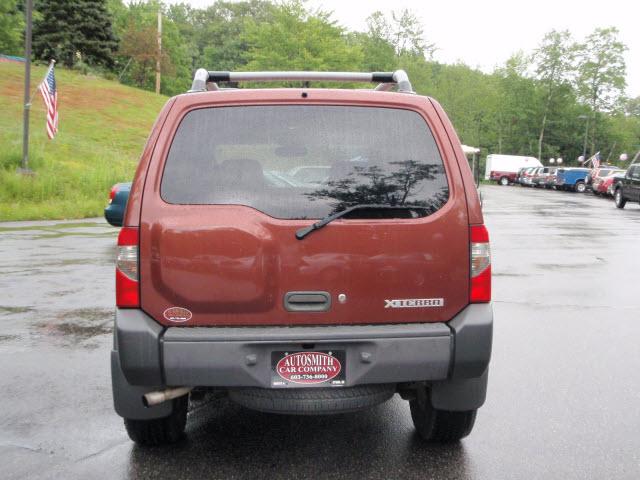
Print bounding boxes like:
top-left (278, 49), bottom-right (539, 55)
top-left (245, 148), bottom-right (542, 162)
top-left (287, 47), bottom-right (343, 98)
top-left (631, 166), bottom-right (640, 179)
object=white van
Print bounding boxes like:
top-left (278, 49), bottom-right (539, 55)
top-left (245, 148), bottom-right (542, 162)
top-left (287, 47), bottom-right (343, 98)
top-left (485, 154), bottom-right (542, 184)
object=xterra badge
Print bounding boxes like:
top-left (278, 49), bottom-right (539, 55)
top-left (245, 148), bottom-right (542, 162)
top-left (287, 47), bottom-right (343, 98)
top-left (384, 298), bottom-right (444, 308)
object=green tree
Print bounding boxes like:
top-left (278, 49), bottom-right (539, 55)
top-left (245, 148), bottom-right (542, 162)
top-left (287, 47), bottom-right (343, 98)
top-left (0, 0), bottom-right (24, 56)
top-left (243, 1), bottom-right (362, 76)
top-left (362, 9), bottom-right (435, 61)
top-left (115, 1), bottom-right (191, 95)
top-left (190, 1), bottom-right (274, 72)
top-left (391, 9), bottom-right (434, 59)
top-left (352, 12), bottom-right (396, 72)
top-left (33, 0), bottom-right (118, 68)
top-left (576, 27), bottom-right (627, 153)
top-left (492, 53), bottom-right (541, 155)
top-left (532, 30), bottom-right (575, 161)
top-left (624, 96), bottom-right (640, 117)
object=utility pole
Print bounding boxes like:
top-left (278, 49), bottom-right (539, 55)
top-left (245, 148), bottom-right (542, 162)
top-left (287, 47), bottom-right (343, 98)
top-left (20, 0), bottom-right (33, 174)
top-left (155, 10), bottom-right (162, 95)
top-left (578, 115), bottom-right (589, 160)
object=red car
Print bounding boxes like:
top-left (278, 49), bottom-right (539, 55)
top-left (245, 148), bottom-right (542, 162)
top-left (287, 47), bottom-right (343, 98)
top-left (111, 69), bottom-right (492, 446)
top-left (592, 169), bottom-right (625, 195)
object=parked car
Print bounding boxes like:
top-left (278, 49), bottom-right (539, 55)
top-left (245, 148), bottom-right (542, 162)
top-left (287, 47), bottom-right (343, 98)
top-left (526, 166), bottom-right (544, 187)
top-left (592, 169), bottom-right (625, 196)
top-left (514, 167), bottom-right (527, 184)
top-left (111, 69), bottom-right (493, 447)
top-left (104, 182), bottom-right (131, 227)
top-left (555, 167), bottom-right (590, 192)
top-left (529, 167), bottom-right (543, 186)
top-left (584, 164), bottom-right (617, 192)
top-left (613, 155), bottom-right (640, 208)
top-left (544, 167), bottom-right (559, 189)
top-left (606, 172), bottom-right (627, 197)
top-left (520, 167), bottom-right (537, 186)
top-left (533, 167), bottom-right (557, 188)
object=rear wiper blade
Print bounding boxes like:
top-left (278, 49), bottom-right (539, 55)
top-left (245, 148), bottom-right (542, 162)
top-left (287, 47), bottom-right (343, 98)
top-left (295, 204), bottom-right (422, 240)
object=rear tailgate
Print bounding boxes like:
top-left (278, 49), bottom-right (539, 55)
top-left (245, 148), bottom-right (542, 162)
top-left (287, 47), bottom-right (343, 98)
top-left (140, 93), bottom-right (470, 327)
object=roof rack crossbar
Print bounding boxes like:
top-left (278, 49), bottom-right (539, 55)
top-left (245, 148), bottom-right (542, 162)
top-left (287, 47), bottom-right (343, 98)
top-left (188, 69), bottom-right (414, 94)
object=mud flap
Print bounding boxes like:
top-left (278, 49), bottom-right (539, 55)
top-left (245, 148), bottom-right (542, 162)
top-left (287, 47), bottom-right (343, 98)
top-left (430, 368), bottom-right (488, 411)
top-left (111, 351), bottom-right (173, 420)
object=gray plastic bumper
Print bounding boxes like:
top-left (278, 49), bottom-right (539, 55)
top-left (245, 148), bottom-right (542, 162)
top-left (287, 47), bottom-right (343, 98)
top-left (161, 322), bottom-right (452, 387)
top-left (112, 304), bottom-right (492, 416)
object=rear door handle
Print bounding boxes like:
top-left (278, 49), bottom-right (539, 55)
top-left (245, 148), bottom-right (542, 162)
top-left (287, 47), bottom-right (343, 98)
top-left (284, 291), bottom-right (331, 312)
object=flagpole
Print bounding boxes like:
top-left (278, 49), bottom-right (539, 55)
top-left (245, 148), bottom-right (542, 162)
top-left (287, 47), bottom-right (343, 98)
top-left (20, 0), bottom-right (33, 174)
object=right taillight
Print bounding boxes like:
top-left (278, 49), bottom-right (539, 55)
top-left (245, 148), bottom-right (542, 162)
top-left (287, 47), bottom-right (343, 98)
top-left (116, 227), bottom-right (139, 308)
top-left (470, 225), bottom-right (491, 303)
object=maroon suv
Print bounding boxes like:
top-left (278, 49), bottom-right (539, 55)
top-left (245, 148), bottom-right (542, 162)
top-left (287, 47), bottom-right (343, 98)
top-left (111, 70), bottom-right (493, 446)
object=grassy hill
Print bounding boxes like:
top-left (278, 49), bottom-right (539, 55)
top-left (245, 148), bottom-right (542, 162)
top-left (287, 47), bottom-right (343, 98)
top-left (0, 62), bottom-right (168, 221)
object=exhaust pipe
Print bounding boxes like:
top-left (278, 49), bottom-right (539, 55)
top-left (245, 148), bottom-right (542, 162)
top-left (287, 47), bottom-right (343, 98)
top-left (143, 387), bottom-right (192, 407)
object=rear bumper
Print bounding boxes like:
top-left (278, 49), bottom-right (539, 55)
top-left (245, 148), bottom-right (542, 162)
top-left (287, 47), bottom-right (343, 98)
top-left (112, 304), bottom-right (493, 417)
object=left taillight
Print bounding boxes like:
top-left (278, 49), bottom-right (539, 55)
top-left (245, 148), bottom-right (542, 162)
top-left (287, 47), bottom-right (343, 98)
top-left (116, 227), bottom-right (139, 308)
top-left (470, 225), bottom-right (491, 303)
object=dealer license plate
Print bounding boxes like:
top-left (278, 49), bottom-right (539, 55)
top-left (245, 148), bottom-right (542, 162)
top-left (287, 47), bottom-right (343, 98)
top-left (271, 350), bottom-right (346, 388)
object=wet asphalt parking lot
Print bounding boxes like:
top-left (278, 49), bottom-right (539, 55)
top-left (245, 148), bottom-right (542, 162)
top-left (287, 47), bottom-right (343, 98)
top-left (1, 185), bottom-right (639, 479)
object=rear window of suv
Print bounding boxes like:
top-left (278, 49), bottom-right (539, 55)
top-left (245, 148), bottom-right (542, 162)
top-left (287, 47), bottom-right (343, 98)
top-left (161, 105), bottom-right (449, 220)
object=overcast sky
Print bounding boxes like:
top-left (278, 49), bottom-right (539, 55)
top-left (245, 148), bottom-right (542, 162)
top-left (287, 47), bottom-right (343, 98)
top-left (175, 0), bottom-right (639, 97)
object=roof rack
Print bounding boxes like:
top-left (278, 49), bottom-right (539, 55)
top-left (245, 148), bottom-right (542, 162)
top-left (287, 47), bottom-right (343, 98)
top-left (188, 69), bottom-right (414, 94)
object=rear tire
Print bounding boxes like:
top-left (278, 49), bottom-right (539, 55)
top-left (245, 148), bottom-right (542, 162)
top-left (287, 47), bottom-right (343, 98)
top-left (499, 176), bottom-right (509, 186)
top-left (229, 384), bottom-right (395, 415)
top-left (409, 387), bottom-right (477, 443)
top-left (614, 188), bottom-right (626, 209)
top-left (124, 395), bottom-right (188, 446)
top-left (575, 181), bottom-right (586, 193)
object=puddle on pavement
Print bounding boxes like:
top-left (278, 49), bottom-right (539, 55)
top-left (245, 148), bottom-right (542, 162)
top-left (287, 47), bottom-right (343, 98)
top-left (535, 262), bottom-right (596, 271)
top-left (48, 321), bottom-right (112, 338)
top-left (34, 308), bottom-right (113, 345)
top-left (0, 306), bottom-right (35, 315)
top-left (0, 334), bottom-right (20, 342)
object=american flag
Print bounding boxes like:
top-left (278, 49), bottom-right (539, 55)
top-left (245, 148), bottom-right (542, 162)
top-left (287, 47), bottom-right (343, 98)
top-left (38, 63), bottom-right (58, 139)
top-left (583, 152), bottom-right (601, 169)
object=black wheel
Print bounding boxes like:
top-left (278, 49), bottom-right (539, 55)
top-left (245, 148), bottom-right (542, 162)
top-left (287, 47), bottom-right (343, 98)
top-left (409, 387), bottom-right (477, 443)
top-left (499, 176), bottom-right (509, 186)
top-left (575, 181), bottom-right (586, 193)
top-left (124, 395), bottom-right (188, 446)
top-left (614, 188), bottom-right (626, 209)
